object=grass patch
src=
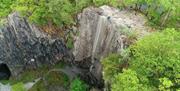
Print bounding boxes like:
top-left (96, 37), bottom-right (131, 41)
top-left (45, 71), bottom-right (69, 87)
top-left (54, 61), bottom-right (66, 69)
top-left (12, 82), bottom-right (26, 91)
top-left (29, 71), bottom-right (69, 91)
top-left (1, 62), bottom-right (69, 91)
top-left (9, 66), bottom-right (49, 85)
top-left (29, 80), bottom-right (47, 91)
top-left (70, 78), bottom-right (89, 91)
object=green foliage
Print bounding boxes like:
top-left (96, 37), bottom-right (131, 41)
top-left (1, 0), bottom-right (179, 28)
top-left (45, 71), bottom-right (69, 87)
top-left (67, 37), bottom-right (74, 49)
top-left (111, 69), bottom-right (148, 91)
top-left (29, 71), bottom-right (69, 91)
top-left (0, 0), bottom-right (15, 18)
top-left (93, 0), bottom-right (109, 6)
top-left (9, 66), bottom-right (49, 84)
top-left (12, 82), bottom-right (26, 91)
top-left (92, 0), bottom-right (119, 7)
top-left (102, 49), bottom-right (131, 83)
top-left (102, 28), bottom-right (180, 91)
top-left (48, 0), bottom-right (75, 26)
top-left (74, 0), bottom-right (92, 13)
top-left (130, 28), bottom-right (180, 90)
top-left (70, 78), bottom-right (88, 91)
top-left (101, 54), bottom-right (123, 83)
top-left (29, 80), bottom-right (47, 91)
top-left (12, 0), bottom-right (75, 26)
top-left (159, 77), bottom-right (173, 91)
top-left (121, 0), bottom-right (180, 28)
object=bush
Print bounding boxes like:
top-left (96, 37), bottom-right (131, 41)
top-left (70, 78), bottom-right (88, 91)
top-left (101, 54), bottom-right (124, 83)
top-left (1, 0), bottom-right (179, 28)
top-left (92, 0), bottom-right (120, 7)
top-left (159, 77), bottom-right (173, 91)
top-left (0, 0), bottom-right (15, 18)
top-left (111, 69), bottom-right (148, 91)
top-left (121, 0), bottom-right (180, 28)
top-left (130, 28), bottom-right (180, 90)
top-left (102, 28), bottom-right (180, 91)
top-left (12, 82), bottom-right (26, 91)
top-left (12, 0), bottom-right (75, 26)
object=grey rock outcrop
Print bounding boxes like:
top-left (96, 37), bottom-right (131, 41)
top-left (73, 6), bottom-right (150, 88)
top-left (74, 5), bottom-right (149, 62)
top-left (0, 12), bottom-right (70, 77)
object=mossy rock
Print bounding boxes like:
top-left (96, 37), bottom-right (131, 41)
top-left (29, 71), bottom-right (69, 91)
top-left (9, 66), bottom-right (49, 85)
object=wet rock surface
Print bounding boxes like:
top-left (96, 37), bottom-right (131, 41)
top-left (0, 12), bottom-right (70, 77)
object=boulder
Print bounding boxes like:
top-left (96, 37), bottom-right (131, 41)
top-left (0, 12), bottom-right (70, 77)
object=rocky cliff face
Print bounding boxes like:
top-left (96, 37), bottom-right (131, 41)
top-left (73, 6), bottom-right (150, 88)
top-left (0, 6), bottom-right (150, 89)
top-left (74, 5), bottom-right (149, 62)
top-left (0, 12), bottom-right (70, 77)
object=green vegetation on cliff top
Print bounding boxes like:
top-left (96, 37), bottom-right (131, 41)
top-left (0, 0), bottom-right (179, 28)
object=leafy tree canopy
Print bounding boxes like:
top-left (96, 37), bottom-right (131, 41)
top-left (102, 28), bottom-right (180, 91)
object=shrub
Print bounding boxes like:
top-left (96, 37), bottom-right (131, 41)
top-left (103, 28), bottom-right (180, 91)
top-left (0, 0), bottom-right (15, 18)
top-left (159, 77), bottom-right (173, 91)
top-left (130, 28), bottom-right (180, 90)
top-left (92, 0), bottom-right (120, 7)
top-left (111, 69), bottom-right (148, 91)
top-left (75, 0), bottom-right (92, 13)
top-left (101, 54), bottom-right (123, 83)
top-left (1, 0), bottom-right (179, 28)
top-left (121, 0), bottom-right (180, 28)
top-left (93, 0), bottom-right (109, 6)
top-left (70, 78), bottom-right (88, 91)
top-left (12, 82), bottom-right (26, 91)
top-left (13, 0), bottom-right (75, 26)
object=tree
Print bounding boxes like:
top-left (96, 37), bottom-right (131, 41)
top-left (130, 28), bottom-right (180, 90)
top-left (0, 0), bottom-right (15, 18)
top-left (70, 78), bottom-right (88, 91)
top-left (111, 69), bottom-right (148, 91)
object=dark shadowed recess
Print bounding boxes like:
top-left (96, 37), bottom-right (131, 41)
top-left (0, 63), bottom-right (11, 80)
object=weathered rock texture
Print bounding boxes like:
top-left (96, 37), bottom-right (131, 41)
top-left (74, 5), bottom-right (149, 61)
top-left (73, 6), bottom-right (150, 88)
top-left (0, 12), bottom-right (70, 76)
